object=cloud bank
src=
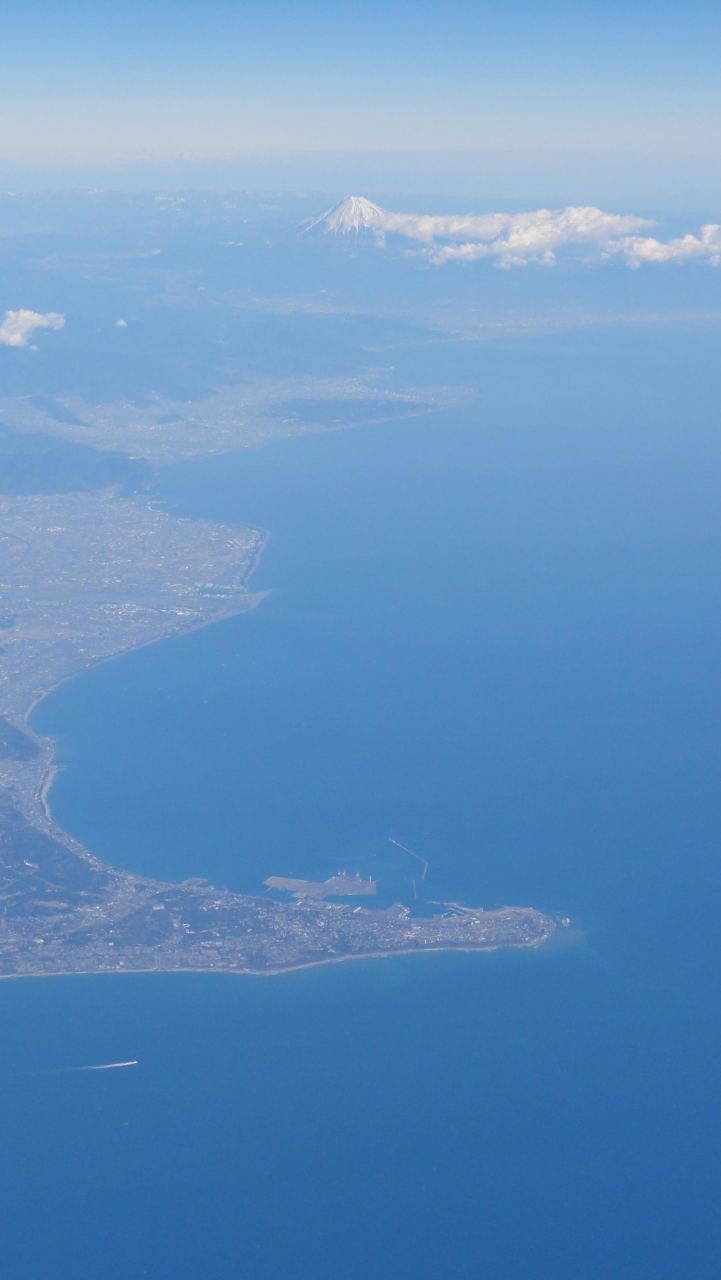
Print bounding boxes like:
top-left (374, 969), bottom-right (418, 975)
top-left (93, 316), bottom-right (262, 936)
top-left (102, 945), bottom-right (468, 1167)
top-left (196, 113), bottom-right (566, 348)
top-left (386, 208), bottom-right (721, 268)
top-left (0, 309), bottom-right (66, 347)
top-left (318, 197), bottom-right (721, 268)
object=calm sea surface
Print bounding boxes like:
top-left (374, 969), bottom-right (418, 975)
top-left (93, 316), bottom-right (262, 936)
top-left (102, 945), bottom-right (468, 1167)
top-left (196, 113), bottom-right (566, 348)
top-left (4, 329), bottom-right (721, 1278)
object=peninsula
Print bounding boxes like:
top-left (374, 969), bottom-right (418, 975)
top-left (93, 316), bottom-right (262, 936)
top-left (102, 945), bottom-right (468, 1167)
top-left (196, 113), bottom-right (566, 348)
top-left (0, 792), bottom-right (554, 976)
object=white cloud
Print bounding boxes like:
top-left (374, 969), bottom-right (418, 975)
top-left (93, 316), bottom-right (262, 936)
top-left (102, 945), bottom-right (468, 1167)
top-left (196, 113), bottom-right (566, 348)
top-left (362, 205), bottom-right (652, 266)
top-left (0, 309), bottom-right (65, 348)
top-left (608, 223), bottom-right (721, 268)
top-left (420, 208), bottom-right (653, 267)
top-left (116, 319), bottom-right (128, 327)
top-left (357, 201), bottom-right (721, 269)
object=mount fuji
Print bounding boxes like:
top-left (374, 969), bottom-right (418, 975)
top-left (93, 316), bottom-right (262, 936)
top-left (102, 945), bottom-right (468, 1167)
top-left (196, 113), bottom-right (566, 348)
top-left (302, 196), bottom-right (387, 235)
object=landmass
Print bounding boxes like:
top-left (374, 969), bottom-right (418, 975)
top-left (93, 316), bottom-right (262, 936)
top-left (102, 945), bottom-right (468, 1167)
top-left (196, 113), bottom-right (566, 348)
top-left (0, 379), bottom-right (462, 465)
top-left (0, 427), bottom-right (555, 978)
top-left (0, 790), bottom-right (554, 976)
top-left (264, 873), bottom-right (377, 899)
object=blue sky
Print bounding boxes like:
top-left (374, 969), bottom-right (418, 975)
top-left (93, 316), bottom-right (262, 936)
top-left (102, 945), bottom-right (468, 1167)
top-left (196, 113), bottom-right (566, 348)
top-left (2, 0), bottom-right (721, 199)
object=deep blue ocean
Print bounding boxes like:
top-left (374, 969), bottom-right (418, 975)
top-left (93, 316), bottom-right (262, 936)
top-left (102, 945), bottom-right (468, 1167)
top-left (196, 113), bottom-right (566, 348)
top-left (3, 325), bottom-right (721, 1278)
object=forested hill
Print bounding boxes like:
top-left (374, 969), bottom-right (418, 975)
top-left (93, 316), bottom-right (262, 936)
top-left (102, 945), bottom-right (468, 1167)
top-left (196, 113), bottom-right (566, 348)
top-left (0, 428), bottom-right (152, 496)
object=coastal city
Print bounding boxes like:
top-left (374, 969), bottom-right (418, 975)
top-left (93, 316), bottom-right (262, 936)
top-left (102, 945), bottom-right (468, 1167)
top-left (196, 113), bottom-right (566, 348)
top-left (0, 487), bottom-right (266, 826)
top-left (0, 791), bottom-right (555, 976)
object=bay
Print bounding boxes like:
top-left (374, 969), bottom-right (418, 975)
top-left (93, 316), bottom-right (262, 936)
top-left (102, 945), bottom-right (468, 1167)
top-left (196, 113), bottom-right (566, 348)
top-left (3, 331), bottom-right (721, 1278)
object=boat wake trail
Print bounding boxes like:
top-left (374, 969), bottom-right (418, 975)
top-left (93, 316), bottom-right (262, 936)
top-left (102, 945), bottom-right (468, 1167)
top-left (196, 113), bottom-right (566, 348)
top-left (55, 1060), bottom-right (138, 1072)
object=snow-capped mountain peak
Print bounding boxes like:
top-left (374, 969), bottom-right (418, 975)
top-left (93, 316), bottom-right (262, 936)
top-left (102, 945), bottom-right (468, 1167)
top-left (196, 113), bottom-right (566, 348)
top-left (303, 196), bottom-right (387, 235)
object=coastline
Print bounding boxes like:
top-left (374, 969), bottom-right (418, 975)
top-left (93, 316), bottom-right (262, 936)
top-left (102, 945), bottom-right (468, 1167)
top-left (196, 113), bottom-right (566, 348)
top-left (22, 588), bottom-right (269, 819)
top-left (0, 497), bottom-right (557, 981)
top-left (0, 773), bottom-right (556, 975)
top-left (0, 931), bottom-right (553, 983)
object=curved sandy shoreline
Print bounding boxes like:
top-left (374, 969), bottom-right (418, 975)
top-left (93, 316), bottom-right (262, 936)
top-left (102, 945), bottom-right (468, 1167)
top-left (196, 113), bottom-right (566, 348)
top-left (0, 933), bottom-right (552, 982)
top-left (0, 501), bottom-right (557, 979)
